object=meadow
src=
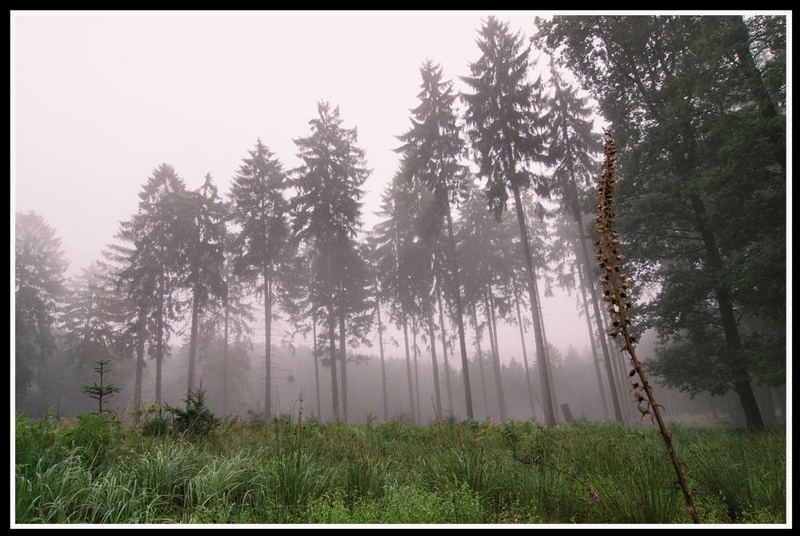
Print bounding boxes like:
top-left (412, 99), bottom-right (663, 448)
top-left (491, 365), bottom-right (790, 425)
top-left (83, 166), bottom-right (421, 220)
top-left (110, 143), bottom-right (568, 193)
top-left (14, 410), bottom-right (786, 525)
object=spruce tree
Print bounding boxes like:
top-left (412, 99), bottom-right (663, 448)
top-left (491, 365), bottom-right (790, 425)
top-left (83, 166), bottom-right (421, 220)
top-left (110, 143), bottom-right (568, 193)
top-left (177, 173), bottom-right (228, 394)
top-left (373, 168), bottom-right (427, 422)
top-left (542, 63), bottom-right (624, 423)
top-left (229, 139), bottom-right (295, 421)
top-left (462, 17), bottom-right (557, 425)
top-left (292, 102), bottom-right (370, 423)
top-left (114, 164), bottom-right (187, 407)
top-left (397, 60), bottom-right (474, 419)
top-left (15, 211), bottom-right (68, 399)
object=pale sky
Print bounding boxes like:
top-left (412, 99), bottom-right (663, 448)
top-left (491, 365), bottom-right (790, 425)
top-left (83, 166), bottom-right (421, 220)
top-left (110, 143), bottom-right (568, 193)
top-left (12, 10), bottom-right (595, 361)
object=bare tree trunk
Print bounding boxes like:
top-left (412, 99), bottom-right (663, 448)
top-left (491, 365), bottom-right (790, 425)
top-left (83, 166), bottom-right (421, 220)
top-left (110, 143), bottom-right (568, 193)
top-left (534, 278), bottom-right (559, 422)
top-left (511, 185), bottom-right (556, 426)
top-left (155, 272), bottom-right (164, 406)
top-left (339, 303), bottom-right (349, 424)
top-left (264, 275), bottom-right (273, 420)
top-left (375, 298), bottom-right (388, 421)
top-left (486, 290), bottom-right (507, 422)
top-left (565, 160), bottom-right (624, 423)
top-left (222, 288), bottom-right (230, 416)
top-left (401, 310), bottom-right (416, 422)
top-left (412, 317), bottom-right (421, 424)
top-left (513, 288), bottom-right (537, 420)
top-left (576, 263), bottom-right (610, 420)
top-left (444, 205), bottom-right (474, 418)
top-left (312, 308), bottom-right (321, 421)
top-left (134, 304), bottom-right (147, 423)
top-left (471, 304), bottom-right (489, 419)
top-left (326, 252), bottom-right (339, 422)
top-left (187, 285), bottom-right (200, 393)
top-left (437, 290), bottom-right (454, 417)
top-left (577, 227), bottom-right (625, 423)
top-left (427, 309), bottom-right (443, 419)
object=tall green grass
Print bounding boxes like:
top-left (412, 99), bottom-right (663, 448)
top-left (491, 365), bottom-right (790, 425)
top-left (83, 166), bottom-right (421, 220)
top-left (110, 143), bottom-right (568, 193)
top-left (14, 415), bottom-right (786, 524)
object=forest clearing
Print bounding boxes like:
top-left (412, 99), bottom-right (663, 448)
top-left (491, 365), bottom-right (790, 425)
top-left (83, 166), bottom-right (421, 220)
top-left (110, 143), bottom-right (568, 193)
top-left (15, 412), bottom-right (786, 525)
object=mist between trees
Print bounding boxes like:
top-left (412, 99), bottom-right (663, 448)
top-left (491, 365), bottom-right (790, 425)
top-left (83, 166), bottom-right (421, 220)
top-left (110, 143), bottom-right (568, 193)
top-left (20, 334), bottom-right (787, 429)
top-left (14, 15), bottom-right (786, 431)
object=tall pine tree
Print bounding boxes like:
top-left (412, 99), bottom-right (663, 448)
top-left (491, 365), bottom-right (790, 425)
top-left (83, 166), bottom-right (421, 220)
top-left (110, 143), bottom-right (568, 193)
top-left (229, 139), bottom-right (295, 420)
top-left (462, 17), bottom-right (557, 426)
top-left (292, 102), bottom-right (370, 423)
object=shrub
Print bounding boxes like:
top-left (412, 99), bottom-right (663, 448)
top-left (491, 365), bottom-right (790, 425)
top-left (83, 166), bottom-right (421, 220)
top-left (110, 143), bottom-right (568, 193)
top-left (141, 413), bottom-right (172, 437)
top-left (169, 388), bottom-right (220, 438)
top-left (59, 412), bottom-right (119, 467)
top-left (245, 409), bottom-right (268, 428)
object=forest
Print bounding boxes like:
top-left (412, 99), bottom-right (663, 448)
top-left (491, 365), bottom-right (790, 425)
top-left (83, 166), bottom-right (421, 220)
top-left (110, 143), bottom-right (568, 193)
top-left (13, 14), bottom-right (787, 525)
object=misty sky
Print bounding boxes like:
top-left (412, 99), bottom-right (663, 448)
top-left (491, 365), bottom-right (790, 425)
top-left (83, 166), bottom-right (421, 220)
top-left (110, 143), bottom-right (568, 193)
top-left (12, 11), bottom-right (597, 361)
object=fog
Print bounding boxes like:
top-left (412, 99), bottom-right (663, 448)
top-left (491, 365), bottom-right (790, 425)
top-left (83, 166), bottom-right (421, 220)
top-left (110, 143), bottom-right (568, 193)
top-left (12, 11), bottom-right (786, 428)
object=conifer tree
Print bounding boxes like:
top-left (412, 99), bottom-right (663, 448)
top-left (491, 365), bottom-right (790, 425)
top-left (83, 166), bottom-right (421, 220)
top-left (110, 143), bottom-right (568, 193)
top-left (462, 17), bottom-right (557, 425)
top-left (365, 233), bottom-right (390, 421)
top-left (292, 102), bottom-right (370, 422)
top-left (457, 183), bottom-right (518, 421)
top-left (80, 360), bottom-right (121, 414)
top-left (542, 62), bottom-right (623, 422)
top-left (15, 211), bottom-right (68, 399)
top-left (373, 168), bottom-right (427, 422)
top-left (177, 173), bottom-right (228, 393)
top-left (229, 139), bottom-right (295, 420)
top-left (60, 261), bottom-right (123, 389)
top-left (397, 59), bottom-right (475, 419)
top-left (114, 164), bottom-right (187, 407)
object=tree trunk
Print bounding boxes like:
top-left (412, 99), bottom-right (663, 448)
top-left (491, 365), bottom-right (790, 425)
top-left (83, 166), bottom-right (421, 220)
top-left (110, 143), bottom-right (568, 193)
top-left (155, 271), bottom-right (164, 406)
top-left (98, 364), bottom-right (105, 414)
top-left (576, 219), bottom-right (625, 423)
top-left (339, 305), bottom-right (348, 424)
top-left (412, 317), bottom-right (421, 424)
top-left (472, 304), bottom-right (490, 418)
top-left (222, 288), bottom-right (230, 416)
top-left (535, 277), bottom-right (560, 419)
top-left (437, 290), bottom-right (454, 417)
top-left (690, 194), bottom-right (764, 430)
top-left (513, 288), bottom-right (537, 420)
top-left (326, 251), bottom-right (339, 422)
top-left (134, 304), bottom-right (146, 423)
top-left (486, 290), bottom-right (507, 422)
top-left (312, 309), bottom-right (322, 421)
top-left (376, 298), bottom-right (389, 421)
top-left (444, 205), bottom-right (474, 418)
top-left (187, 285), bottom-right (200, 393)
top-left (577, 263), bottom-right (610, 420)
top-left (511, 184), bottom-right (556, 426)
top-left (427, 309), bottom-right (443, 419)
top-left (264, 275), bottom-right (272, 420)
top-left (564, 153), bottom-right (625, 424)
top-left (327, 305), bottom-right (339, 422)
top-left (401, 310), bottom-right (416, 422)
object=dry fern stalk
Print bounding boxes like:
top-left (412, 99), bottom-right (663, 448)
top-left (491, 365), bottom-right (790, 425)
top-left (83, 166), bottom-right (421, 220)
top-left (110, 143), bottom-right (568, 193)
top-left (594, 129), bottom-right (700, 524)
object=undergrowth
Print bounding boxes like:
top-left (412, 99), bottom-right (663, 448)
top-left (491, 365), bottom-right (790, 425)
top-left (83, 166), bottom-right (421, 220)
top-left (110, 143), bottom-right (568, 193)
top-left (14, 415), bottom-right (786, 525)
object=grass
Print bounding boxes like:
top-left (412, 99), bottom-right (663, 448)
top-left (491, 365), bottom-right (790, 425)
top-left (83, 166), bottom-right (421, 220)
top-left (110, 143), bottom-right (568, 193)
top-left (14, 414), bottom-right (786, 524)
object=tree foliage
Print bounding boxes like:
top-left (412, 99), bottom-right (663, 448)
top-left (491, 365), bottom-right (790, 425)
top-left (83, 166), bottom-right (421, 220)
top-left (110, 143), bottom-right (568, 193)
top-left (537, 15), bottom-right (786, 428)
top-left (15, 211), bottom-right (68, 396)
